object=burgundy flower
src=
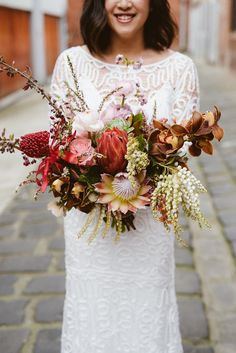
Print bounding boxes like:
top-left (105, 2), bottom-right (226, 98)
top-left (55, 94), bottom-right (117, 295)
top-left (19, 131), bottom-right (50, 158)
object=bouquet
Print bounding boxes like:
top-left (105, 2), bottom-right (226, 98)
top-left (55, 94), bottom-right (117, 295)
top-left (0, 55), bottom-right (224, 246)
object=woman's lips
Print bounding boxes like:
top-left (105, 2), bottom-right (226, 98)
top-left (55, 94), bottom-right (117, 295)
top-left (114, 14), bottom-right (136, 24)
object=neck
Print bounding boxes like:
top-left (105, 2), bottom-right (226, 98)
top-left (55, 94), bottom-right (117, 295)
top-left (107, 32), bottom-right (145, 58)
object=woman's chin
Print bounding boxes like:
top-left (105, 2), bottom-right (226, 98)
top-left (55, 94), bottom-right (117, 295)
top-left (112, 28), bottom-right (138, 41)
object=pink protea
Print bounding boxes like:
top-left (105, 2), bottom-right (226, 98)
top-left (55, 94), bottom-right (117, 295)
top-left (96, 128), bottom-right (128, 175)
top-left (19, 131), bottom-right (50, 158)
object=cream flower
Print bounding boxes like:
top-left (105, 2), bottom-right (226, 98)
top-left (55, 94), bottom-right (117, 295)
top-left (95, 173), bottom-right (151, 214)
top-left (52, 179), bottom-right (64, 193)
top-left (71, 182), bottom-right (85, 199)
top-left (72, 110), bottom-right (104, 134)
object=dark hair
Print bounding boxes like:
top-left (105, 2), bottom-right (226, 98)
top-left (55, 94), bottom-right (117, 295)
top-left (80, 0), bottom-right (178, 54)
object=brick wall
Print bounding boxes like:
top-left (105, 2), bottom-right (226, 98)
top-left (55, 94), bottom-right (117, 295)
top-left (0, 6), bottom-right (31, 98)
top-left (67, 0), bottom-right (84, 47)
top-left (44, 15), bottom-right (60, 75)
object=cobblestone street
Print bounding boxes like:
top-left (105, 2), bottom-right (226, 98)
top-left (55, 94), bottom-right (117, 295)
top-left (0, 61), bottom-right (235, 353)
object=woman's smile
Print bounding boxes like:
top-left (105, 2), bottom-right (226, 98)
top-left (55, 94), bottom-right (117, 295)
top-left (105, 0), bottom-right (150, 39)
top-left (114, 13), bottom-right (137, 24)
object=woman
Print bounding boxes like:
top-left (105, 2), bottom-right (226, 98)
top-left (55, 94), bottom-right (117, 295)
top-left (50, 1), bottom-right (200, 352)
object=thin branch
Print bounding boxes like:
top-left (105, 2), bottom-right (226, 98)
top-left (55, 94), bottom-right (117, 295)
top-left (0, 57), bottom-right (61, 114)
top-left (66, 55), bottom-right (89, 111)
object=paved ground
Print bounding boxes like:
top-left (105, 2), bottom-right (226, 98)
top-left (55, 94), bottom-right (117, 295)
top-left (0, 92), bottom-right (49, 213)
top-left (0, 60), bottom-right (235, 353)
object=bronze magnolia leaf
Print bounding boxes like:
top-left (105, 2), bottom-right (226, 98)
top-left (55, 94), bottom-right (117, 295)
top-left (204, 112), bottom-right (215, 126)
top-left (213, 106), bottom-right (221, 122)
top-left (212, 125), bottom-right (224, 141)
top-left (199, 140), bottom-right (213, 155)
top-left (189, 144), bottom-right (202, 157)
top-left (186, 111), bottom-right (203, 134)
top-left (170, 124), bottom-right (188, 136)
top-left (153, 119), bottom-right (166, 131)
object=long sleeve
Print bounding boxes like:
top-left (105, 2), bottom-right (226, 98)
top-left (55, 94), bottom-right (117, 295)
top-left (172, 58), bottom-right (200, 123)
top-left (50, 51), bottom-right (68, 101)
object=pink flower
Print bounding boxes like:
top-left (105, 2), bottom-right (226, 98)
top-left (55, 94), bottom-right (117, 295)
top-left (115, 81), bottom-right (134, 96)
top-left (133, 57), bottom-right (144, 70)
top-left (63, 137), bottom-right (95, 166)
top-left (100, 103), bottom-right (132, 123)
top-left (100, 103), bottom-right (118, 123)
top-left (115, 54), bottom-right (124, 64)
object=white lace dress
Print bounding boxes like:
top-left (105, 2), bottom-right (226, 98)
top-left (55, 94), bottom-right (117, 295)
top-left (50, 46), bottom-right (200, 353)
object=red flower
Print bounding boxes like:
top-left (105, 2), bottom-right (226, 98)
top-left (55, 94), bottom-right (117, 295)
top-left (96, 128), bottom-right (128, 175)
top-left (19, 131), bottom-right (50, 158)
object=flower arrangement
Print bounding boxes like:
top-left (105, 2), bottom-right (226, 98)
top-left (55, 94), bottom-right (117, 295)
top-left (0, 55), bottom-right (224, 246)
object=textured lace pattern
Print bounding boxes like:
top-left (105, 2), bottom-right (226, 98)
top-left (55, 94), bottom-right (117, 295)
top-left (50, 46), bottom-right (200, 353)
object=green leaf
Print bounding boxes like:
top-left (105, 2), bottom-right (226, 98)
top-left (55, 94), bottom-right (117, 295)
top-left (106, 118), bottom-right (131, 132)
top-left (77, 166), bottom-right (101, 185)
top-left (133, 112), bottom-right (144, 124)
top-left (136, 135), bottom-right (147, 151)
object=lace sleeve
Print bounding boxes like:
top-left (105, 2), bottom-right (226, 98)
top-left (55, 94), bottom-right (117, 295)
top-left (172, 58), bottom-right (200, 123)
top-left (50, 51), bottom-right (68, 101)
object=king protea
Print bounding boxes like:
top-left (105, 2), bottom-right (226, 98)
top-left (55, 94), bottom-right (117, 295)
top-left (95, 172), bottom-right (151, 214)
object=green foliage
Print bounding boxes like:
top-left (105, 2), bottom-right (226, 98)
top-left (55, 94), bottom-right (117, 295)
top-left (77, 166), bottom-right (101, 185)
top-left (106, 118), bottom-right (133, 132)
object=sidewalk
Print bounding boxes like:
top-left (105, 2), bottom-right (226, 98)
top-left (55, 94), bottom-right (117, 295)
top-left (190, 61), bottom-right (236, 353)
top-left (0, 92), bottom-right (49, 213)
top-left (0, 62), bottom-right (235, 353)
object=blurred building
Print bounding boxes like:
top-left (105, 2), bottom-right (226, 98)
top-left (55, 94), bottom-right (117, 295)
top-left (183, 0), bottom-right (236, 70)
top-left (0, 0), bottom-right (67, 98)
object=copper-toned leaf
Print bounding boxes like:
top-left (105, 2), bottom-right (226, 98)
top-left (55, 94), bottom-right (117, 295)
top-left (212, 125), bottom-right (224, 141)
top-left (148, 129), bottom-right (159, 143)
top-left (194, 124), bottom-right (212, 136)
top-left (186, 111), bottom-right (203, 133)
top-left (156, 143), bottom-right (169, 154)
top-left (213, 106), bottom-right (221, 122)
top-left (189, 144), bottom-right (202, 157)
top-left (170, 124), bottom-right (188, 136)
top-left (159, 130), bottom-right (168, 143)
top-left (153, 119), bottom-right (166, 130)
top-left (199, 140), bottom-right (213, 155)
top-left (165, 135), bottom-right (184, 149)
top-left (204, 112), bottom-right (215, 126)
top-left (150, 143), bottom-right (161, 155)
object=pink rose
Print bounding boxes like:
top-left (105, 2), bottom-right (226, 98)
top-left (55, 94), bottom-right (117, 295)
top-left (63, 137), bottom-right (95, 166)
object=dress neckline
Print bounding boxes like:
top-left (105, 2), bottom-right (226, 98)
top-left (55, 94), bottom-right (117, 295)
top-left (77, 46), bottom-right (178, 69)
